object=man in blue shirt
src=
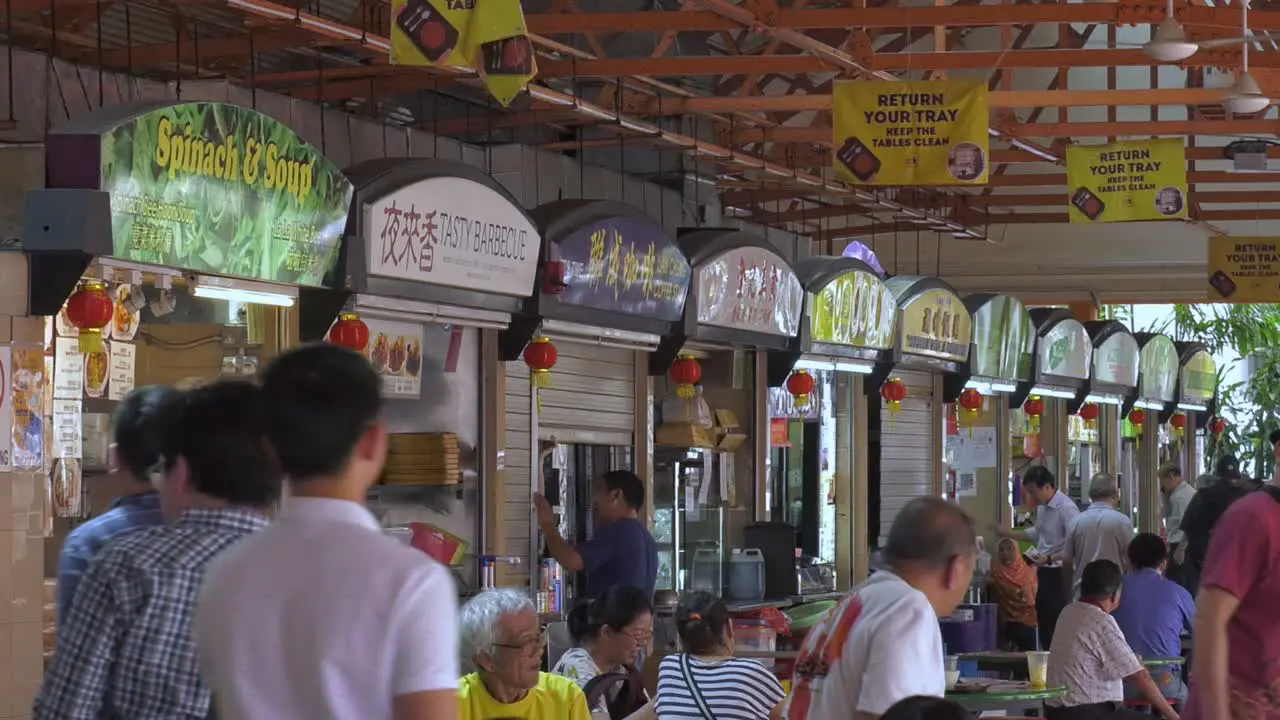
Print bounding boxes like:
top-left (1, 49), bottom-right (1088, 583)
top-left (55, 385), bottom-right (178, 628)
top-left (535, 468), bottom-right (657, 598)
top-left (1112, 532), bottom-right (1194, 701)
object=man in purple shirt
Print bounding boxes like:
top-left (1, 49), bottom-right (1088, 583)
top-left (55, 386), bottom-right (178, 629)
top-left (535, 469), bottom-right (657, 598)
top-left (1112, 533), bottom-right (1194, 701)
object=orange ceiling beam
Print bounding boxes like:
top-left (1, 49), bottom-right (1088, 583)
top-left (524, 3), bottom-right (1263, 33)
top-left (92, 29), bottom-right (326, 70)
top-left (966, 190), bottom-right (1280, 207)
top-left (731, 118), bottom-right (1280, 143)
top-left (982, 171), bottom-right (1280, 187)
top-left (537, 49), bottom-right (1264, 79)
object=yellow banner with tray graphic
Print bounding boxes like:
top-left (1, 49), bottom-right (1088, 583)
top-left (832, 79), bottom-right (990, 186)
top-left (1207, 236), bottom-right (1280, 303)
top-left (390, 0), bottom-right (534, 107)
top-left (1065, 138), bottom-right (1187, 223)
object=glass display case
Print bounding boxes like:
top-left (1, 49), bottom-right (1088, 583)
top-left (652, 447), bottom-right (732, 594)
top-left (1068, 413), bottom-right (1105, 509)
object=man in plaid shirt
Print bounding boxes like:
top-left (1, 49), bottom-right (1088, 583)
top-left (34, 380), bottom-right (282, 720)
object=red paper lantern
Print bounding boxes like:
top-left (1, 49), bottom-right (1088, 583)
top-left (1170, 412), bottom-right (1187, 440)
top-left (958, 388), bottom-right (984, 427)
top-left (1209, 416), bottom-right (1228, 436)
top-left (1078, 402), bottom-right (1100, 430)
top-left (786, 370), bottom-right (816, 408)
top-left (64, 279), bottom-right (114, 353)
top-left (328, 312), bottom-right (370, 353)
top-left (1023, 395), bottom-right (1045, 434)
top-left (881, 376), bottom-right (908, 413)
top-left (1128, 408), bottom-right (1148, 439)
top-left (523, 337), bottom-right (558, 388)
top-left (668, 355), bottom-right (702, 399)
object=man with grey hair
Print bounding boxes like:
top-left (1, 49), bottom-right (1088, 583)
top-left (783, 498), bottom-right (977, 720)
top-left (1063, 472), bottom-right (1134, 598)
top-left (457, 588), bottom-right (590, 719)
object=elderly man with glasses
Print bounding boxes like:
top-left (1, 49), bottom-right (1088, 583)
top-left (459, 589), bottom-right (591, 720)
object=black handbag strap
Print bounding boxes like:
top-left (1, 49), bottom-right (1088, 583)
top-left (679, 653), bottom-right (715, 720)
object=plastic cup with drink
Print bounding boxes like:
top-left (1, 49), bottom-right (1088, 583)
top-left (945, 654), bottom-right (960, 690)
top-left (1026, 651), bottom-right (1050, 690)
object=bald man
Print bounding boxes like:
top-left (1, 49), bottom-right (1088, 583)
top-left (785, 498), bottom-right (978, 720)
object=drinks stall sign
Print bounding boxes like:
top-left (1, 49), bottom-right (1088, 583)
top-left (898, 288), bottom-right (972, 363)
top-left (551, 215), bottom-right (690, 321)
top-left (970, 296), bottom-right (1035, 381)
top-left (364, 175), bottom-right (539, 297)
top-left (1093, 332), bottom-right (1140, 388)
top-left (695, 247), bottom-right (803, 336)
top-left (49, 102), bottom-right (354, 287)
top-left (1180, 350), bottom-right (1216, 404)
top-left (1138, 334), bottom-right (1179, 403)
top-left (1038, 319), bottom-right (1091, 380)
top-left (810, 270), bottom-right (897, 349)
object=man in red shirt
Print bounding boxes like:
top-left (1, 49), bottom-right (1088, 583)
top-left (1183, 431), bottom-right (1280, 719)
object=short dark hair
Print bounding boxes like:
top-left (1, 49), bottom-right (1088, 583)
top-left (1022, 465), bottom-right (1057, 489)
top-left (161, 380), bottom-right (281, 508)
top-left (675, 590), bottom-right (729, 655)
top-left (259, 343), bottom-right (382, 481)
top-left (1270, 428), bottom-right (1280, 448)
top-left (1127, 532), bottom-right (1168, 570)
top-left (600, 470), bottom-right (645, 511)
top-left (882, 696), bottom-right (971, 720)
top-left (1158, 463), bottom-right (1181, 480)
top-left (1215, 454), bottom-right (1242, 481)
top-left (112, 385), bottom-right (180, 480)
top-left (884, 497), bottom-right (977, 569)
top-left (567, 585), bottom-right (653, 644)
top-left (1079, 559), bottom-right (1123, 600)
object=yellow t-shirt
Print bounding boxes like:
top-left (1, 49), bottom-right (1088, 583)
top-left (459, 672), bottom-right (592, 720)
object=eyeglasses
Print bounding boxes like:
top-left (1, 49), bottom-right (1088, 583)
top-left (493, 629), bottom-right (547, 659)
top-left (624, 628), bottom-right (653, 644)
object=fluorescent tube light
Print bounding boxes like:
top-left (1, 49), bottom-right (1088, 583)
top-left (1133, 399), bottom-right (1166, 410)
top-left (1085, 393), bottom-right (1124, 406)
top-left (967, 379), bottom-right (1018, 394)
top-left (795, 357), bottom-right (875, 375)
top-left (1176, 402), bottom-right (1209, 412)
top-left (192, 285), bottom-right (295, 307)
top-left (1030, 386), bottom-right (1077, 400)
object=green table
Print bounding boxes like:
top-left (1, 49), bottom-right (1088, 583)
top-left (1143, 656), bottom-right (1186, 668)
top-left (948, 684), bottom-right (1067, 713)
top-left (959, 651), bottom-right (1033, 678)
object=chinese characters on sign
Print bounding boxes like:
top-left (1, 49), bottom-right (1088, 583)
top-left (897, 288), bottom-right (972, 363)
top-left (555, 215), bottom-right (690, 321)
top-left (365, 176), bottom-right (540, 297)
top-left (695, 246), bottom-right (803, 336)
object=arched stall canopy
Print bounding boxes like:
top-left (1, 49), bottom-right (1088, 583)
top-left (23, 101), bottom-right (354, 314)
top-left (791, 256), bottom-right (898, 375)
top-left (497, 199), bottom-right (690, 360)
top-left (867, 276), bottom-right (972, 392)
top-left (300, 157), bottom-right (540, 341)
top-left (1132, 333), bottom-right (1179, 414)
top-left (1024, 308), bottom-right (1093, 407)
top-left (941, 294), bottom-right (1035, 405)
top-left (1080, 321), bottom-right (1141, 415)
top-left (1173, 342), bottom-right (1218, 428)
top-left (652, 229), bottom-right (804, 387)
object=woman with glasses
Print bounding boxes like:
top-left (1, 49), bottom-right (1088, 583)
top-left (553, 586), bottom-right (655, 719)
top-left (458, 589), bottom-right (591, 720)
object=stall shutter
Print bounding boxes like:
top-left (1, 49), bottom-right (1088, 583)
top-left (880, 370), bottom-right (937, 541)
top-left (500, 343), bottom-right (636, 588)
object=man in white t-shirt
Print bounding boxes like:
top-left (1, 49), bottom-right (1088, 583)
top-left (195, 344), bottom-right (459, 720)
top-left (782, 497), bottom-right (978, 720)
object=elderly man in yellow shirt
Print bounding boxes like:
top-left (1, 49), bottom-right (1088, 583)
top-left (459, 589), bottom-right (592, 720)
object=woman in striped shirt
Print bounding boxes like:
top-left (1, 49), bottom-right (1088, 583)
top-left (655, 592), bottom-right (785, 720)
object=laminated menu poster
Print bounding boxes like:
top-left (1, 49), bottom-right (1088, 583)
top-left (0, 347), bottom-right (10, 471)
top-left (11, 347), bottom-right (45, 471)
top-left (363, 318), bottom-right (424, 399)
top-left (832, 78), bottom-right (990, 186)
top-left (1065, 138), bottom-right (1188, 223)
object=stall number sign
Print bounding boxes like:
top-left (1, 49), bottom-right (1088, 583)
top-left (695, 246), bottom-right (803, 337)
top-left (365, 176), bottom-right (539, 297)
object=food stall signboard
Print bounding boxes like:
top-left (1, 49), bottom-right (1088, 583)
top-left (364, 175), bottom-right (539, 297)
top-left (1038, 319), bottom-right (1091, 381)
top-left (1205, 236), bottom-right (1280, 303)
top-left (49, 102), bottom-right (354, 287)
top-left (970, 296), bottom-right (1035, 381)
top-left (1094, 333), bottom-right (1140, 388)
top-left (897, 288), bottom-right (972, 363)
top-left (695, 247), bottom-right (803, 336)
top-left (1138, 335), bottom-right (1179, 403)
top-left (552, 215), bottom-right (689, 321)
top-left (810, 270), bottom-right (896, 349)
top-left (1180, 351), bottom-right (1216, 404)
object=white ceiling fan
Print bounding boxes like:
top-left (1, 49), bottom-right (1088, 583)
top-left (1222, 0), bottom-right (1271, 115)
top-left (1142, 0), bottom-right (1259, 62)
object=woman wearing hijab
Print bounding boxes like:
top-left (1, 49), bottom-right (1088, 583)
top-left (990, 537), bottom-right (1039, 651)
